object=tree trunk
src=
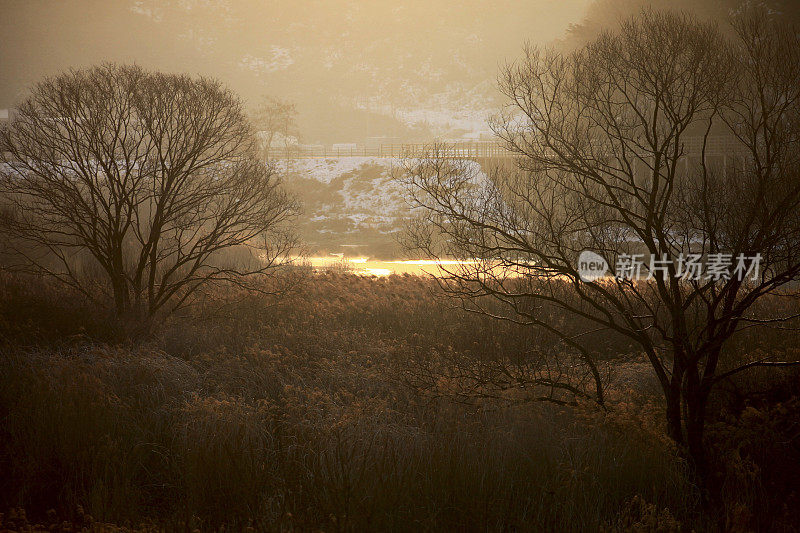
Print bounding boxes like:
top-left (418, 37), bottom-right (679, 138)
top-left (111, 275), bottom-right (131, 318)
top-left (664, 361), bottom-right (710, 484)
top-left (666, 392), bottom-right (684, 445)
top-left (665, 363), bottom-right (685, 445)
top-left (685, 387), bottom-right (709, 481)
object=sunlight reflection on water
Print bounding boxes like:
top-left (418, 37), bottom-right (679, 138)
top-left (301, 256), bottom-right (477, 277)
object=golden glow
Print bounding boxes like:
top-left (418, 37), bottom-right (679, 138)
top-left (1, 1), bottom-right (595, 264)
top-left (302, 256), bottom-right (479, 277)
top-left (387, 260), bottom-right (478, 265)
top-left (0, 1), bottom-right (592, 143)
top-left (302, 256), bottom-right (504, 277)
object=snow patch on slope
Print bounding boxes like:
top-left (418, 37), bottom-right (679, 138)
top-left (274, 157), bottom-right (398, 184)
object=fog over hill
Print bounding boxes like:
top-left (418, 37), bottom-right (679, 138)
top-left (559, 0), bottom-right (800, 49)
top-left (4, 0), bottom-right (794, 256)
top-left (1, 0), bottom-right (588, 144)
top-left (5, 1), bottom-right (793, 144)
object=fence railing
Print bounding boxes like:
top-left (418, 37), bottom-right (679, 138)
top-left (265, 141), bottom-right (513, 160)
top-left (265, 136), bottom-right (748, 160)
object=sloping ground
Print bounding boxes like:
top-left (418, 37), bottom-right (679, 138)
top-left (276, 157), bottom-right (408, 257)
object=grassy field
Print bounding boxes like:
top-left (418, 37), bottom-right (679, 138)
top-left (1, 272), bottom-right (798, 531)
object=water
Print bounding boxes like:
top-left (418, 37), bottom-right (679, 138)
top-left (302, 256), bottom-right (477, 277)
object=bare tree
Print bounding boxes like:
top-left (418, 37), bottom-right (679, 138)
top-left (401, 10), bottom-right (800, 475)
top-left (0, 64), bottom-right (299, 320)
top-left (251, 96), bottom-right (299, 160)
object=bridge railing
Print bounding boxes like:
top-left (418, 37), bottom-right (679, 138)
top-left (378, 142), bottom-right (513, 159)
top-left (265, 141), bottom-right (513, 160)
top-left (265, 136), bottom-right (748, 160)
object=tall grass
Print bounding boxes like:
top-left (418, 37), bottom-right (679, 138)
top-left (1, 272), bottom-right (797, 531)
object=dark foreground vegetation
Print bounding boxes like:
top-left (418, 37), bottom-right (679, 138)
top-left (1, 272), bottom-right (798, 532)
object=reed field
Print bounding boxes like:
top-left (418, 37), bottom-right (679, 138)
top-left (1, 271), bottom-right (798, 532)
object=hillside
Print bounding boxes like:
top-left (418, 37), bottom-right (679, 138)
top-left (277, 157), bottom-right (408, 257)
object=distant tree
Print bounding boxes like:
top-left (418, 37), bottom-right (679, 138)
top-left (559, 0), bottom-right (800, 49)
top-left (402, 10), bottom-right (800, 476)
top-left (251, 96), bottom-right (299, 159)
top-left (0, 64), bottom-right (299, 320)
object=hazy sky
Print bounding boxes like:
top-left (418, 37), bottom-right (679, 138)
top-left (1, 1), bottom-right (592, 142)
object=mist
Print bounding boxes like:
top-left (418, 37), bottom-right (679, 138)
top-left (1, 0), bottom-right (595, 143)
top-left (2, 2), bottom-right (800, 531)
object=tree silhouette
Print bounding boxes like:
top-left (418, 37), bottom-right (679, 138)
top-left (402, 10), bottom-right (800, 476)
top-left (0, 64), bottom-right (299, 320)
